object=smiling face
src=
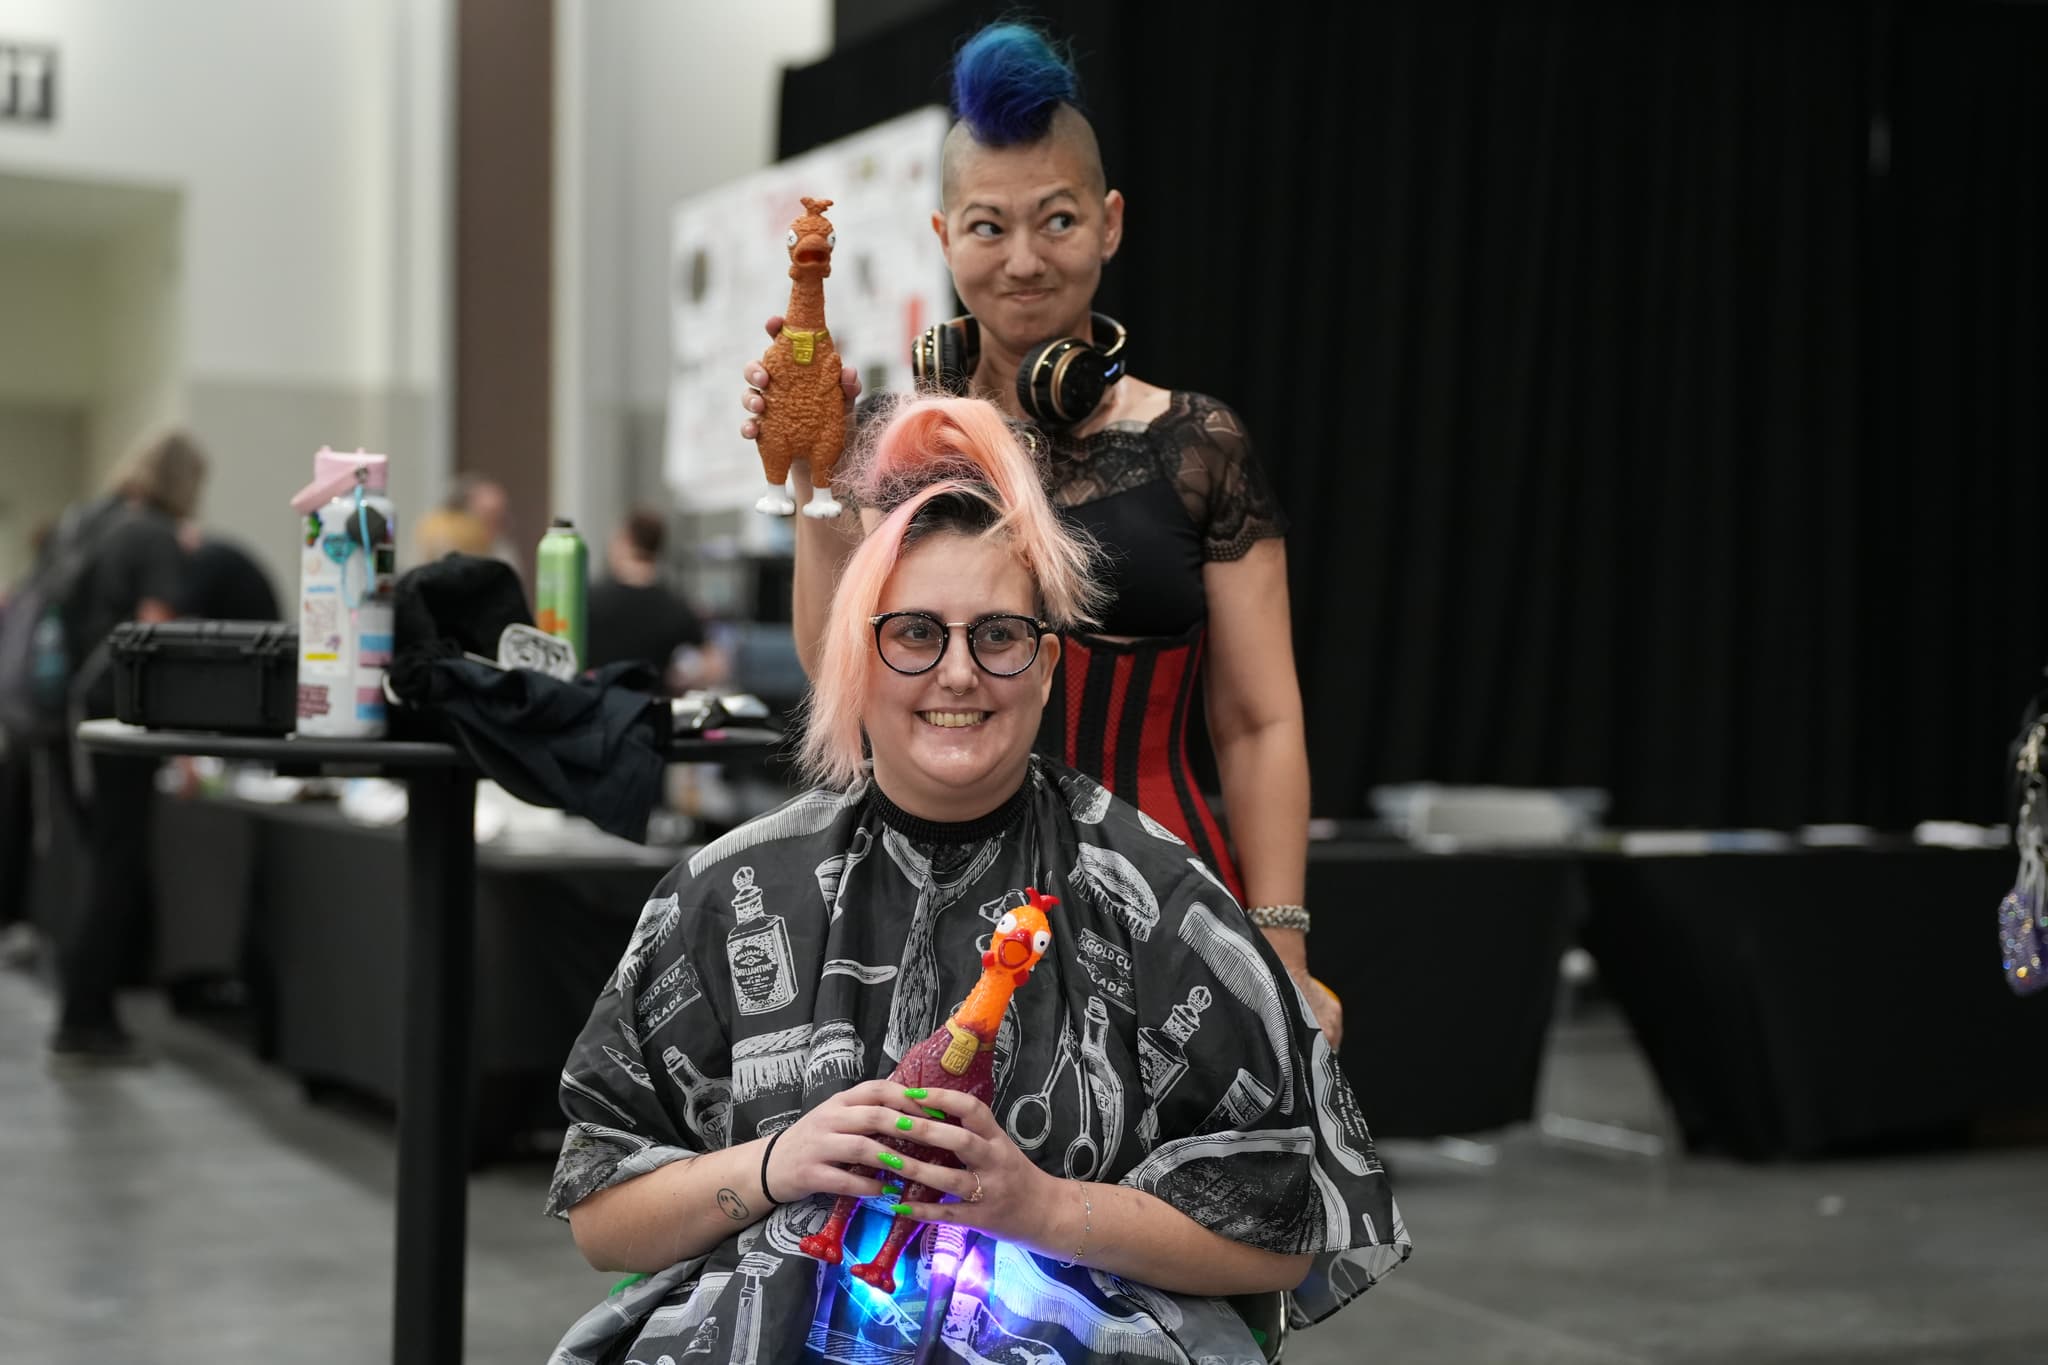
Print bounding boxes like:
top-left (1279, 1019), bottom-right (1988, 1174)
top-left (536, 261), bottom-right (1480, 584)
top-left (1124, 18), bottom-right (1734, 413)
top-left (863, 531), bottom-right (1060, 823)
top-left (933, 109), bottom-right (1123, 359)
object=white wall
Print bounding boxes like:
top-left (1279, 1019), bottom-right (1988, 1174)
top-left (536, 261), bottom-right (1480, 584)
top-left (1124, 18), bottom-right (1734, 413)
top-left (0, 405), bottom-right (87, 585)
top-left (0, 182), bottom-right (178, 575)
top-left (0, 0), bottom-right (441, 388)
top-left (89, 198), bottom-right (182, 483)
top-left (0, 241), bottom-right (100, 405)
top-left (553, 0), bottom-right (832, 544)
top-left (0, 0), bottom-right (453, 593)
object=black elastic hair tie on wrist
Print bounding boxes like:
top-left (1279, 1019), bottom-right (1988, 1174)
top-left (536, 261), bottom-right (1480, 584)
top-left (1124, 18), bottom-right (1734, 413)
top-left (759, 1128), bottom-right (786, 1206)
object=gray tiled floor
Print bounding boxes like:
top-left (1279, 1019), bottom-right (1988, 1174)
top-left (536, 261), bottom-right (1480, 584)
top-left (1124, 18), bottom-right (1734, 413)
top-left (4, 965), bottom-right (2044, 1363)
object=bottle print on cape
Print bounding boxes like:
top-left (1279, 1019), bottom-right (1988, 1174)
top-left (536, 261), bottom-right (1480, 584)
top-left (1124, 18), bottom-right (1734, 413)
top-left (725, 866), bottom-right (796, 1016)
top-left (1135, 984), bottom-right (1213, 1151)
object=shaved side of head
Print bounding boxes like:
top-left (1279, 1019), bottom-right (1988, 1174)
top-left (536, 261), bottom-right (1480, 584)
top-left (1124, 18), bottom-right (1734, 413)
top-left (941, 103), bottom-right (1108, 210)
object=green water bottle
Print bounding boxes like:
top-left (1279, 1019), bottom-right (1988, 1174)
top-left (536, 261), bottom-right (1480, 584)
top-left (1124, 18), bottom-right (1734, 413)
top-left (535, 517), bottom-right (588, 668)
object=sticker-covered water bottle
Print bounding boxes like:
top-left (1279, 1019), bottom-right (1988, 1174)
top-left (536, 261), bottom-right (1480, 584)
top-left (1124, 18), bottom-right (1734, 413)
top-left (290, 447), bottom-right (395, 738)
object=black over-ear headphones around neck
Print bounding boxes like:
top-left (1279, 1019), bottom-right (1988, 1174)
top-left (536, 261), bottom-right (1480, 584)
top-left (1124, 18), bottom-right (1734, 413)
top-left (910, 312), bottom-right (1129, 428)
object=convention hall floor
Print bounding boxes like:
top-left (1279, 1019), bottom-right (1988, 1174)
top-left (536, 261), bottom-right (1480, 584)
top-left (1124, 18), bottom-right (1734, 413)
top-left (4, 964), bottom-right (2043, 1364)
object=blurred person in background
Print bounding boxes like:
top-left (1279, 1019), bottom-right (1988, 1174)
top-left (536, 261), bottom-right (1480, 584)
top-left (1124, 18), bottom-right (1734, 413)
top-left (155, 528), bottom-right (284, 801)
top-left (0, 520), bottom-right (55, 968)
top-left (448, 473), bottom-right (522, 576)
top-left (46, 430), bottom-right (207, 1066)
top-left (411, 505), bottom-right (494, 565)
top-left (585, 508), bottom-right (722, 694)
top-left (0, 730), bottom-right (30, 969)
top-left (171, 525), bottom-right (282, 623)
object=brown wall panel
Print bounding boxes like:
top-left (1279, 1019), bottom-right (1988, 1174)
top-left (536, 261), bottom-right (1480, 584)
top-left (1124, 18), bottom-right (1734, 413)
top-left (455, 0), bottom-right (552, 585)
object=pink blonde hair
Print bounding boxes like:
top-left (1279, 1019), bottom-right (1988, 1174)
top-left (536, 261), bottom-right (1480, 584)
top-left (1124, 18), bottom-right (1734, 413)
top-left (799, 395), bottom-right (1101, 790)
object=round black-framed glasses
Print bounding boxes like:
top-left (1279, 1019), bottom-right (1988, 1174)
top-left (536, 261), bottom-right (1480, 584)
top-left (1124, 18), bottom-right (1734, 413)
top-left (869, 611), bottom-right (1050, 678)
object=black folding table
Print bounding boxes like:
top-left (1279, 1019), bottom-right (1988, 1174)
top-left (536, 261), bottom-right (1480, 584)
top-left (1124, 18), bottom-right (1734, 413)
top-left (76, 718), bottom-right (780, 1364)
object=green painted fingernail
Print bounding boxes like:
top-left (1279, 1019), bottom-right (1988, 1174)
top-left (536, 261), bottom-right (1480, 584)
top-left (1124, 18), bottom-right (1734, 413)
top-left (877, 1151), bottom-right (905, 1170)
top-left (923, 1106), bottom-right (947, 1119)
top-left (904, 1088), bottom-right (928, 1100)
top-left (895, 1116), bottom-right (914, 1132)
top-left (888, 1202), bottom-right (913, 1215)
top-left (882, 1184), bottom-right (903, 1197)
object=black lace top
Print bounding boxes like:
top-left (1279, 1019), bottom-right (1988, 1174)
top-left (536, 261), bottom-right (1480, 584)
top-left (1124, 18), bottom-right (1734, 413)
top-left (853, 390), bottom-right (1287, 640)
top-left (1045, 391), bottom-right (1287, 638)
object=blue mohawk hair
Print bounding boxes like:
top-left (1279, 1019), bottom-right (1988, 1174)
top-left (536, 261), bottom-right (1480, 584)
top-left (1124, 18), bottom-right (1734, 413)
top-left (950, 22), bottom-right (1079, 147)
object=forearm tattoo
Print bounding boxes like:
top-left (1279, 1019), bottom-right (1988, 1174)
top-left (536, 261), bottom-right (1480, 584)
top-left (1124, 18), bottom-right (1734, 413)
top-left (716, 1188), bottom-right (750, 1221)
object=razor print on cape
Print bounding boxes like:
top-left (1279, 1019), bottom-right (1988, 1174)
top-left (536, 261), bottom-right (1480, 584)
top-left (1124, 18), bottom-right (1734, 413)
top-left (604, 1044), bottom-right (656, 1091)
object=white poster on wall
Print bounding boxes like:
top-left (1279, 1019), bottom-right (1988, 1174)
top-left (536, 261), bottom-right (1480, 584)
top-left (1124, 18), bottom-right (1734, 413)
top-left (666, 105), bottom-right (953, 514)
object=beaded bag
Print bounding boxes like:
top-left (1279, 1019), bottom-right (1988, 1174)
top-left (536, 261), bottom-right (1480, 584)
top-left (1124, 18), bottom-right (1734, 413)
top-left (1999, 700), bottom-right (2048, 996)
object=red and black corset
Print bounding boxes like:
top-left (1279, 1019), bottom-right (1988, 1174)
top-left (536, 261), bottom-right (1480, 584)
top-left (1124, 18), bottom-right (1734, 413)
top-left (1037, 624), bottom-right (1245, 902)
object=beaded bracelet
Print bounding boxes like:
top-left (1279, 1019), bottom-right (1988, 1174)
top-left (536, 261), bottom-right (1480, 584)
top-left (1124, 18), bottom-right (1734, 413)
top-left (1246, 903), bottom-right (1311, 933)
top-left (1059, 1181), bottom-right (1093, 1268)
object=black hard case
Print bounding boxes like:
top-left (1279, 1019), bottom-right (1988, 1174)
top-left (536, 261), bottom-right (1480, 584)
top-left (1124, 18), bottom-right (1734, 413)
top-left (109, 620), bottom-right (299, 736)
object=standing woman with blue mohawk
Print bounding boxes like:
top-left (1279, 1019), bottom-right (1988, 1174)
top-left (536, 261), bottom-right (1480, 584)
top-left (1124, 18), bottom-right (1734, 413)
top-left (744, 22), bottom-right (1341, 1048)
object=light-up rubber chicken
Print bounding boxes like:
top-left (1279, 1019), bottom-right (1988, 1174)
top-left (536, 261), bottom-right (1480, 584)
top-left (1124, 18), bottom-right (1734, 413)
top-left (798, 889), bottom-right (1058, 1292)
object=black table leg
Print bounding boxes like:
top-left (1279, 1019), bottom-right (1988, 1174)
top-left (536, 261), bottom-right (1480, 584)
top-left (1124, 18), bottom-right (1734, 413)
top-left (394, 768), bottom-right (477, 1363)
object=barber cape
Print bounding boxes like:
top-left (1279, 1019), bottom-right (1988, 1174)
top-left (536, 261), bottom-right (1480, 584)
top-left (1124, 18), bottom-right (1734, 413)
top-left (547, 758), bottom-right (1408, 1365)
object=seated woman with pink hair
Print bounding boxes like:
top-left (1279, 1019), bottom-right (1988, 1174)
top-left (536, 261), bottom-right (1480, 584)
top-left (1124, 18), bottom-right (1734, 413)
top-left (546, 396), bottom-right (1406, 1365)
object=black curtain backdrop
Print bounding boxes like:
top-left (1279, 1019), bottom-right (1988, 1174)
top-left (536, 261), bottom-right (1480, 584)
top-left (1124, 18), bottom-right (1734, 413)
top-left (784, 0), bottom-right (2047, 828)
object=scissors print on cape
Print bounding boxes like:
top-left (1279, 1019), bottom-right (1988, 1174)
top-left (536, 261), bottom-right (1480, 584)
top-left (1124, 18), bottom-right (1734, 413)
top-left (1004, 997), bottom-right (1124, 1180)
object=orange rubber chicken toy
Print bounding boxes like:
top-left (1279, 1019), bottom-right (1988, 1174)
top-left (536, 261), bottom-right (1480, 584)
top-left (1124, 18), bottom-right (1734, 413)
top-left (754, 197), bottom-right (847, 518)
